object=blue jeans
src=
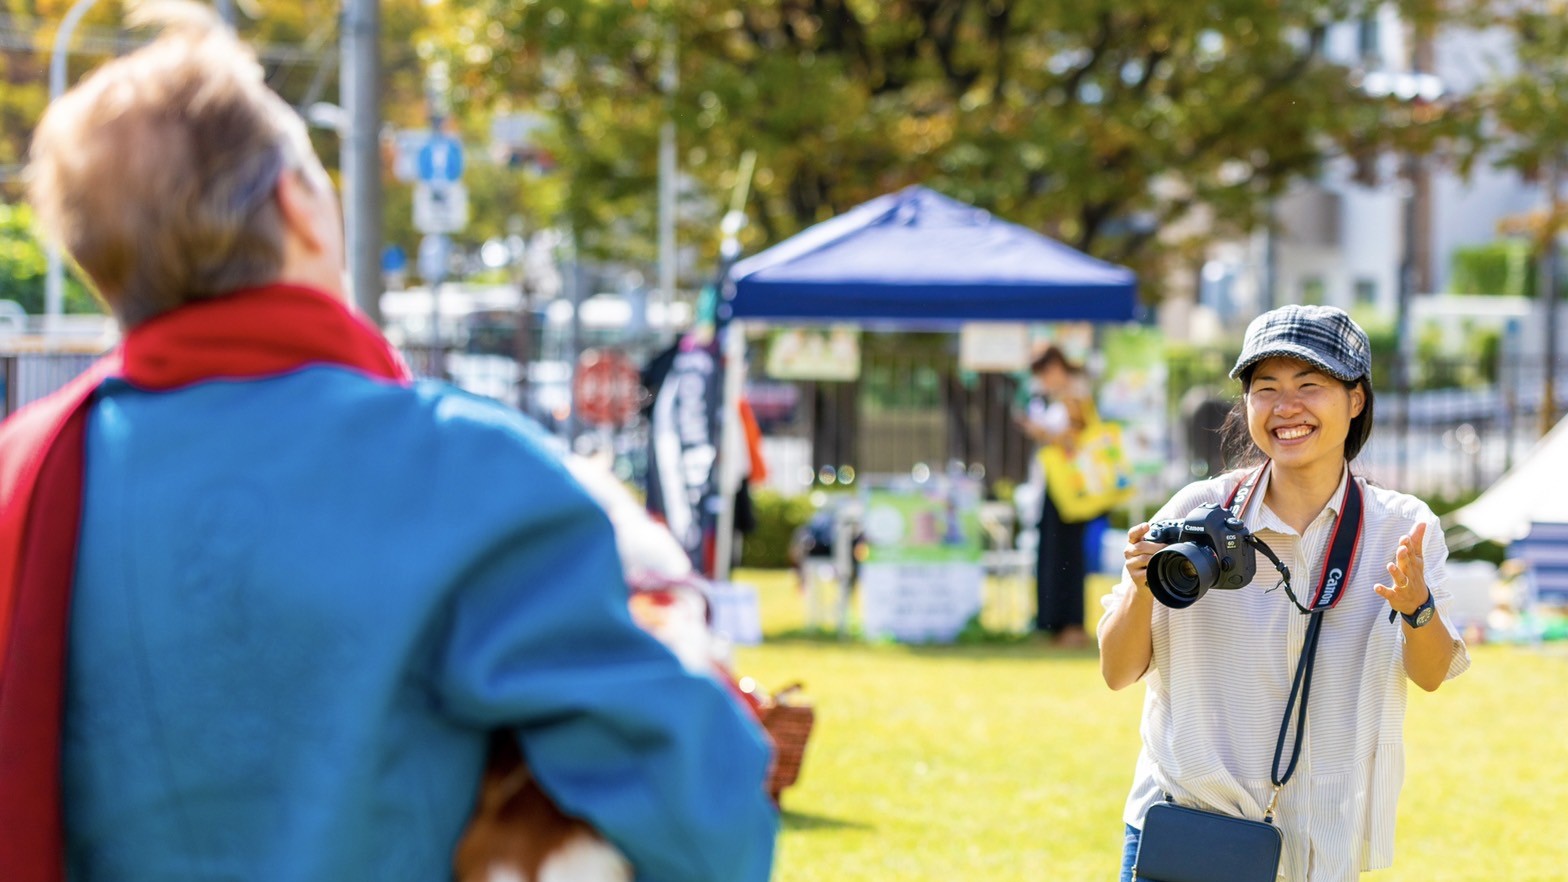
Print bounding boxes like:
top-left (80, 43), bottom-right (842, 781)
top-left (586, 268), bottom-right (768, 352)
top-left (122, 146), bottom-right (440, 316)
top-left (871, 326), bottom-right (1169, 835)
top-left (1118, 824), bottom-right (1141, 882)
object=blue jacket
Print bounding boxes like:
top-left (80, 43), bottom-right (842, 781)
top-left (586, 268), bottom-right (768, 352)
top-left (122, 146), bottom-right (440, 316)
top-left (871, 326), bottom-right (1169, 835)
top-left (62, 367), bottom-right (776, 881)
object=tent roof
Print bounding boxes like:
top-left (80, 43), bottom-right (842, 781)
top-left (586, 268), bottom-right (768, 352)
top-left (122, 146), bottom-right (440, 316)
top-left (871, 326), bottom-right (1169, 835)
top-left (726, 185), bottom-right (1138, 325)
top-left (1451, 415), bottom-right (1568, 543)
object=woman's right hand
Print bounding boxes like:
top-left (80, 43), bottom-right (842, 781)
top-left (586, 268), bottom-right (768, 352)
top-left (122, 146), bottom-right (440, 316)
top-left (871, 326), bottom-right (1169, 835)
top-left (1123, 522), bottom-right (1160, 595)
top-left (1102, 521), bottom-right (1160, 690)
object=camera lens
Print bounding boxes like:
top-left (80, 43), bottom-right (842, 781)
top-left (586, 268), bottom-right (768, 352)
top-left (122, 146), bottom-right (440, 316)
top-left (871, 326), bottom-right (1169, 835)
top-left (1147, 543), bottom-right (1220, 609)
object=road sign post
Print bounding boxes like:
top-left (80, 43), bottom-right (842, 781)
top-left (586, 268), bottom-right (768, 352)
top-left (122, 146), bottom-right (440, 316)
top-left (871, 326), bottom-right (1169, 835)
top-left (409, 124), bottom-right (466, 366)
top-left (412, 130), bottom-right (468, 236)
top-left (413, 183), bottom-right (469, 235)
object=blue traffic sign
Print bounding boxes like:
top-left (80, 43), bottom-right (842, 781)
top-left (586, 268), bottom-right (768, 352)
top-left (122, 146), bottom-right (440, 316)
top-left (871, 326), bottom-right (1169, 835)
top-left (381, 244), bottom-right (407, 274)
top-left (416, 134), bottom-right (464, 183)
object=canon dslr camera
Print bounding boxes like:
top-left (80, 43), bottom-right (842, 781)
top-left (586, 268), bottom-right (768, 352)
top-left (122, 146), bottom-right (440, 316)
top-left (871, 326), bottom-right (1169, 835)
top-left (1144, 503), bottom-right (1257, 608)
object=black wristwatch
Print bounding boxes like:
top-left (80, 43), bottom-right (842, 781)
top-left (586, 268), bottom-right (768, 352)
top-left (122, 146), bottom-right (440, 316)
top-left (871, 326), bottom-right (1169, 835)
top-left (1400, 591), bottom-right (1436, 629)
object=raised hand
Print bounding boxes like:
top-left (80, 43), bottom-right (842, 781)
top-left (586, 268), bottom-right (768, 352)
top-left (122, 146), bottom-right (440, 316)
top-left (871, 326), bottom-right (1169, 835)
top-left (1374, 521), bottom-right (1429, 618)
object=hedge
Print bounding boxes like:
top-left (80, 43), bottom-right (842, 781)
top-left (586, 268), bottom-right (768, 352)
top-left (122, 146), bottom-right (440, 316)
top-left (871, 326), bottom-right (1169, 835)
top-left (738, 488), bottom-right (818, 569)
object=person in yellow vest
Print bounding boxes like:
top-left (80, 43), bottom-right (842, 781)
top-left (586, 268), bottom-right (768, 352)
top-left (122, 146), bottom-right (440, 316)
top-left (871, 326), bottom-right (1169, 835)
top-left (1016, 343), bottom-right (1095, 648)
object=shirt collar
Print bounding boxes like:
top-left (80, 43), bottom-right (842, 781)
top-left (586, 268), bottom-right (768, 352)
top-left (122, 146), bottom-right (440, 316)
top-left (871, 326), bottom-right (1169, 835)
top-left (1246, 462), bottom-right (1352, 535)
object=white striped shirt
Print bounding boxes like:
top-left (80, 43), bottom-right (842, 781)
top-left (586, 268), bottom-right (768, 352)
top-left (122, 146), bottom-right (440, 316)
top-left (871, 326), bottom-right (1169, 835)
top-left (1100, 467), bottom-right (1470, 881)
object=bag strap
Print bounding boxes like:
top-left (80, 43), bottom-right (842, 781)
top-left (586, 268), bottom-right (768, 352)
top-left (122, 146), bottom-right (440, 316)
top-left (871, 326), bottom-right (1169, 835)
top-left (1263, 610), bottom-right (1322, 822)
top-left (1156, 611), bottom-right (1323, 826)
top-left (1263, 475), bottom-right (1364, 822)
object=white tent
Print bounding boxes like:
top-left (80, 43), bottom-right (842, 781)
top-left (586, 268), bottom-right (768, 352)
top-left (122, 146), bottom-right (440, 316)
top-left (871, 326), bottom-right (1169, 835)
top-left (1451, 415), bottom-right (1568, 543)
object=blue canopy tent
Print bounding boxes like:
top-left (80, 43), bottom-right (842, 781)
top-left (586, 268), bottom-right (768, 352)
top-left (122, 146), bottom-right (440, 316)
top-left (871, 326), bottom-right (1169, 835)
top-left (708, 185), bottom-right (1140, 577)
top-left (724, 185), bottom-right (1139, 325)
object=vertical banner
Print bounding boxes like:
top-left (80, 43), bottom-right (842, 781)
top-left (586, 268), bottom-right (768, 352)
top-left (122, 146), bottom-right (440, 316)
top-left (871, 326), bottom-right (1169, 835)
top-left (1097, 325), bottom-right (1168, 520)
top-left (647, 337), bottom-right (724, 573)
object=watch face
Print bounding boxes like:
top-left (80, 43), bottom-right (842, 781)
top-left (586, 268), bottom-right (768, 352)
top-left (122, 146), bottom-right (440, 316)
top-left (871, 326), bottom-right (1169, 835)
top-left (1414, 605), bottom-right (1435, 628)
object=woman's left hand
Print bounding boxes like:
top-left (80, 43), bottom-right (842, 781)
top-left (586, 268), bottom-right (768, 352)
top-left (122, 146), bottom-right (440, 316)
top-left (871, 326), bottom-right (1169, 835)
top-left (1374, 521), bottom-right (1430, 616)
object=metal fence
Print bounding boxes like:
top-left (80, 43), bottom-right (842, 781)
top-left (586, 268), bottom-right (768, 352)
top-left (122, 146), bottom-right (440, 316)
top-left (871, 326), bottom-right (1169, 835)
top-left (754, 342), bottom-right (1568, 507)
top-left (0, 352), bottom-right (103, 421)
top-left (1166, 349), bottom-right (1568, 506)
top-left (6, 344), bottom-right (1565, 509)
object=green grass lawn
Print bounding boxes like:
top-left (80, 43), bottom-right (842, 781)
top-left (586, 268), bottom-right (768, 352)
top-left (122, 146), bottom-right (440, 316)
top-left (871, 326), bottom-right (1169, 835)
top-left (731, 568), bottom-right (1568, 881)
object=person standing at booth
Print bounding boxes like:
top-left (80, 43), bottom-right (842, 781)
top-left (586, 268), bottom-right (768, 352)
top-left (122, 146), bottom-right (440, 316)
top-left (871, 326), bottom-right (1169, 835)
top-left (1017, 343), bottom-right (1094, 648)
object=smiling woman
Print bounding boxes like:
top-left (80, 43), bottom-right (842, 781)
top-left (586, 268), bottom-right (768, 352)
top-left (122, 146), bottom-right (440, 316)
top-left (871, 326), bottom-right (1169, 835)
top-left (1220, 307), bottom-right (1377, 486)
top-left (1098, 304), bottom-right (1470, 882)
top-left (1242, 359), bottom-right (1365, 501)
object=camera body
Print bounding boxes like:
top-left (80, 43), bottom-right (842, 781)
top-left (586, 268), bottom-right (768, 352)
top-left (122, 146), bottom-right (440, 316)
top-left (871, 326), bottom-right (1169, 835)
top-left (1144, 503), bottom-right (1257, 608)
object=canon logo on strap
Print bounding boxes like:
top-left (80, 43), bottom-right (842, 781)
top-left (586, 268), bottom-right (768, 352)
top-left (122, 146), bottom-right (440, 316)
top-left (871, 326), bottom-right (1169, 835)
top-left (1321, 567), bottom-right (1344, 603)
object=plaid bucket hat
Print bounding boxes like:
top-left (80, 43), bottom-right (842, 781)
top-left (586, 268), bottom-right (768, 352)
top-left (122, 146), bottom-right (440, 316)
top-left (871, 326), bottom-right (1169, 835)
top-left (1229, 304), bottom-right (1372, 383)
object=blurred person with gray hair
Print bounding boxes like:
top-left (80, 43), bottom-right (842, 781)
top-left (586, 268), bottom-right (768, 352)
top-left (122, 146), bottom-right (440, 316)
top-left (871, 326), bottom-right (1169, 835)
top-left (0, 5), bottom-right (775, 881)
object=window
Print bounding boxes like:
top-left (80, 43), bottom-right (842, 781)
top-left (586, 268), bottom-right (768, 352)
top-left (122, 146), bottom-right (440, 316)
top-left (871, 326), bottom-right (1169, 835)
top-left (1299, 276), bottom-right (1326, 305)
top-left (1358, 15), bottom-right (1381, 65)
top-left (1354, 278), bottom-right (1378, 306)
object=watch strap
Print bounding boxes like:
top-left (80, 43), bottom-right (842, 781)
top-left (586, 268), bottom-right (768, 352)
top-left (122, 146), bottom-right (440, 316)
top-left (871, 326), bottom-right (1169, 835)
top-left (1400, 591), bottom-right (1435, 628)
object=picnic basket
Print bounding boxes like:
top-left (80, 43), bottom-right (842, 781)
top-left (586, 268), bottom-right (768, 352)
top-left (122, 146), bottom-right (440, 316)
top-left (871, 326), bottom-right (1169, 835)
top-left (758, 683), bottom-right (814, 802)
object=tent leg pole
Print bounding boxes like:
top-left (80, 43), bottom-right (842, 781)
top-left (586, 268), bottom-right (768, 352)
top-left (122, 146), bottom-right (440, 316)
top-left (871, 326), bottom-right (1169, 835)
top-left (713, 321), bottom-right (748, 582)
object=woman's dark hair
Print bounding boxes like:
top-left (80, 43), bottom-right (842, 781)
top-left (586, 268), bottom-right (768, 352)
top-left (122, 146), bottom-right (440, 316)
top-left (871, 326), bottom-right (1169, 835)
top-left (1029, 342), bottom-right (1083, 376)
top-left (1219, 366), bottom-right (1375, 468)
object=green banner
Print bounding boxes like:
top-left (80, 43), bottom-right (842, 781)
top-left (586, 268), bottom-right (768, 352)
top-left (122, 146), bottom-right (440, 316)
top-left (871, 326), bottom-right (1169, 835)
top-left (860, 475), bottom-right (983, 564)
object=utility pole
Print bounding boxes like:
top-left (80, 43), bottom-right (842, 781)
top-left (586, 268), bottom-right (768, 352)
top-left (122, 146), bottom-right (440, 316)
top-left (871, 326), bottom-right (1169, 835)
top-left (341, 0), bottom-right (382, 325)
top-left (1396, 150), bottom-right (1417, 490)
top-left (1541, 157), bottom-right (1562, 436)
top-left (657, 17), bottom-right (678, 338)
top-left (1394, 30), bottom-right (1439, 489)
top-left (1261, 208), bottom-right (1278, 313)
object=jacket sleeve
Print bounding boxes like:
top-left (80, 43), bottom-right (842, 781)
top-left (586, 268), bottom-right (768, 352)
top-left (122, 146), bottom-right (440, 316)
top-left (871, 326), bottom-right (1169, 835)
top-left (430, 441), bottom-right (776, 882)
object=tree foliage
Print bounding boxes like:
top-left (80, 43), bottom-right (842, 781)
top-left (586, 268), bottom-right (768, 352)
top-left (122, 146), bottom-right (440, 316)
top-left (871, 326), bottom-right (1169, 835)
top-left (6, 0), bottom-right (1546, 309)
top-left (0, 201), bottom-right (99, 313)
top-left (0, 0), bottom-right (436, 308)
top-left (1469, 0), bottom-right (1568, 246)
top-left (1476, 1), bottom-right (1568, 182)
top-left (434, 0), bottom-right (1483, 297)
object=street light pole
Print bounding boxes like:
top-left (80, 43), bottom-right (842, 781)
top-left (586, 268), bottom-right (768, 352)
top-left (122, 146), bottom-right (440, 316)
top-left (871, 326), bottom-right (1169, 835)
top-left (44, 0), bottom-right (103, 346)
top-left (341, 0), bottom-right (383, 325)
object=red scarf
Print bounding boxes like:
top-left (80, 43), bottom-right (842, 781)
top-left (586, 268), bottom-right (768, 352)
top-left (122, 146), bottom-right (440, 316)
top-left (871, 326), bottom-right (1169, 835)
top-left (0, 284), bottom-right (409, 881)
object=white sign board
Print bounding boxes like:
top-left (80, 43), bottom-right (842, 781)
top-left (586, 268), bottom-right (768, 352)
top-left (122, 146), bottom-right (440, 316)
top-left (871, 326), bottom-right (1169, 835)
top-left (765, 327), bottom-right (860, 381)
top-left (413, 182), bottom-right (469, 234)
top-left (705, 581), bottom-right (763, 646)
top-left (959, 322), bottom-right (1031, 373)
top-left (860, 562), bottom-right (984, 643)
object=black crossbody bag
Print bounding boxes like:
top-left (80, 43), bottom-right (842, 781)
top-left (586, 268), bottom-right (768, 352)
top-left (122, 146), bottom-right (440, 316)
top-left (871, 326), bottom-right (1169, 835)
top-left (1133, 469), bottom-right (1363, 882)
